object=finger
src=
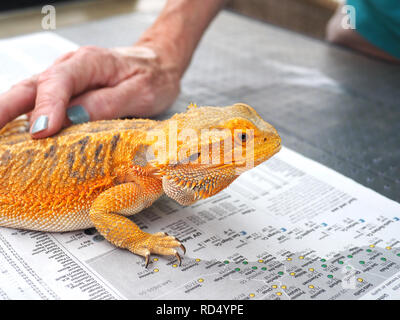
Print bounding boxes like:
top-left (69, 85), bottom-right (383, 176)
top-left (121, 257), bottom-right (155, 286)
top-left (0, 76), bottom-right (37, 128)
top-left (0, 50), bottom-right (76, 133)
top-left (66, 87), bottom-right (129, 125)
top-left (4, 50), bottom-right (75, 132)
top-left (30, 47), bottom-right (125, 138)
top-left (52, 50), bottom-right (76, 65)
top-left (29, 69), bottom-right (73, 138)
top-left (66, 76), bottom-right (157, 125)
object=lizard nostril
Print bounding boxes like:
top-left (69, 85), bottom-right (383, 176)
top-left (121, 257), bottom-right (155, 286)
top-left (263, 138), bottom-right (267, 142)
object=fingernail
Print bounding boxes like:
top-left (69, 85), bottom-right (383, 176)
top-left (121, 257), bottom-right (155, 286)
top-left (67, 105), bottom-right (90, 124)
top-left (31, 115), bottom-right (48, 134)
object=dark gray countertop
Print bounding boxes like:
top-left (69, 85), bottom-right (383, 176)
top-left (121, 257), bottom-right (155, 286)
top-left (56, 10), bottom-right (400, 203)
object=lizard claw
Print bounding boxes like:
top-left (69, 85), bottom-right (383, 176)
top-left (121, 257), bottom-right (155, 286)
top-left (175, 251), bottom-right (182, 266)
top-left (144, 253), bottom-right (150, 268)
top-left (179, 243), bottom-right (186, 255)
top-left (130, 232), bottom-right (187, 268)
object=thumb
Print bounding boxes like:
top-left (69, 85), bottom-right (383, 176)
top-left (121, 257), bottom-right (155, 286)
top-left (66, 87), bottom-right (127, 125)
top-left (66, 77), bottom-right (157, 125)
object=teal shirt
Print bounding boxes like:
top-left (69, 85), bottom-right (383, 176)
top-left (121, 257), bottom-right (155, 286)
top-left (346, 0), bottom-right (400, 59)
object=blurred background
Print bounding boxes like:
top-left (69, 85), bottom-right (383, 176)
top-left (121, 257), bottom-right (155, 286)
top-left (0, 0), bottom-right (342, 39)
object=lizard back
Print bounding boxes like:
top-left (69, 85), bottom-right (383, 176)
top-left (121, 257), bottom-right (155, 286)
top-left (0, 118), bottom-right (158, 231)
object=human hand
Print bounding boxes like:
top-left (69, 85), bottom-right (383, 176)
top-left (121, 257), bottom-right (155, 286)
top-left (0, 45), bottom-right (181, 138)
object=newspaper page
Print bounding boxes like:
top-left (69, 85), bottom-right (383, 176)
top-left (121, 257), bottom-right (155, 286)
top-left (0, 33), bottom-right (399, 300)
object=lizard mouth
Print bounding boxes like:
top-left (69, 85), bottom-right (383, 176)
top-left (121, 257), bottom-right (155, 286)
top-left (230, 139), bottom-right (281, 174)
top-left (235, 141), bottom-right (281, 165)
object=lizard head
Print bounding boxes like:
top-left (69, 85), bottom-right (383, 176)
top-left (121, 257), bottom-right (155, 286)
top-left (149, 103), bottom-right (281, 205)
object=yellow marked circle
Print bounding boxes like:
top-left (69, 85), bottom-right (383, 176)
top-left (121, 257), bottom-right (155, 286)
top-left (272, 285), bottom-right (278, 289)
top-left (195, 258), bottom-right (201, 262)
top-left (153, 269), bottom-right (159, 273)
top-left (299, 256), bottom-right (304, 259)
top-left (276, 292), bottom-right (282, 296)
top-left (386, 246), bottom-right (392, 250)
top-left (281, 285), bottom-right (287, 289)
top-left (369, 244), bottom-right (375, 248)
top-left (290, 272), bottom-right (295, 276)
top-left (287, 258), bottom-right (292, 261)
top-left (357, 278), bottom-right (364, 282)
top-left (153, 258), bottom-right (159, 262)
top-left (309, 268), bottom-right (314, 272)
top-left (309, 285), bottom-right (314, 289)
top-left (258, 259), bottom-right (264, 263)
top-left (172, 264), bottom-right (178, 268)
top-left (249, 293), bottom-right (255, 298)
top-left (198, 278), bottom-right (204, 283)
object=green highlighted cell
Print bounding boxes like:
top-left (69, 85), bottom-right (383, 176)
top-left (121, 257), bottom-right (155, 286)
top-left (320, 259), bottom-right (326, 262)
top-left (347, 255), bottom-right (353, 258)
top-left (359, 261), bottom-right (365, 265)
top-left (224, 260), bottom-right (229, 264)
top-left (381, 257), bottom-right (387, 261)
top-left (243, 261), bottom-right (248, 265)
top-left (366, 249), bottom-right (372, 252)
top-left (327, 275), bottom-right (333, 279)
top-left (321, 264), bottom-right (327, 268)
top-left (261, 267), bottom-right (267, 271)
top-left (338, 261), bottom-right (344, 264)
top-left (235, 268), bottom-right (241, 272)
top-left (278, 271), bottom-right (284, 276)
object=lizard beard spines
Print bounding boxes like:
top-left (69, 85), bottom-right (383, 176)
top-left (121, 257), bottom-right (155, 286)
top-left (160, 164), bottom-right (237, 206)
top-left (162, 176), bottom-right (200, 206)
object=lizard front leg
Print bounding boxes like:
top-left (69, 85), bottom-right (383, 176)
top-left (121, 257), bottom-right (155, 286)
top-left (88, 179), bottom-right (185, 267)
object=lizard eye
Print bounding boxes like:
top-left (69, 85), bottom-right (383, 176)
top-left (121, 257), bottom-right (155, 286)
top-left (238, 132), bottom-right (248, 143)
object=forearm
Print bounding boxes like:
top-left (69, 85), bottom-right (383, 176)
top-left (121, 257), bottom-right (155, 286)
top-left (135, 0), bottom-right (226, 76)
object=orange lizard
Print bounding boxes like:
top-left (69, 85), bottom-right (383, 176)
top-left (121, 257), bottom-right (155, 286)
top-left (0, 103), bottom-right (281, 267)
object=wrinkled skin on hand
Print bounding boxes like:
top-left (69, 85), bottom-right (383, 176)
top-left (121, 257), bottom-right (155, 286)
top-left (0, 45), bottom-right (181, 138)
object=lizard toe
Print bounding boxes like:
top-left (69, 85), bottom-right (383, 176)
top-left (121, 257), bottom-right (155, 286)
top-left (128, 232), bottom-right (186, 267)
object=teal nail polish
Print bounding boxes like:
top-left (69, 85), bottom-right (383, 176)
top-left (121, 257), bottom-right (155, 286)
top-left (67, 105), bottom-right (90, 124)
top-left (31, 115), bottom-right (48, 134)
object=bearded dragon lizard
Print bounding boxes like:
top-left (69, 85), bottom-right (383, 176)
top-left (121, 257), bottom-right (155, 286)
top-left (0, 103), bottom-right (281, 267)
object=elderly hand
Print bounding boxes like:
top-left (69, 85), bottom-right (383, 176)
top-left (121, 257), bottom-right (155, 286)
top-left (0, 45), bottom-right (181, 138)
top-left (0, 0), bottom-right (226, 138)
